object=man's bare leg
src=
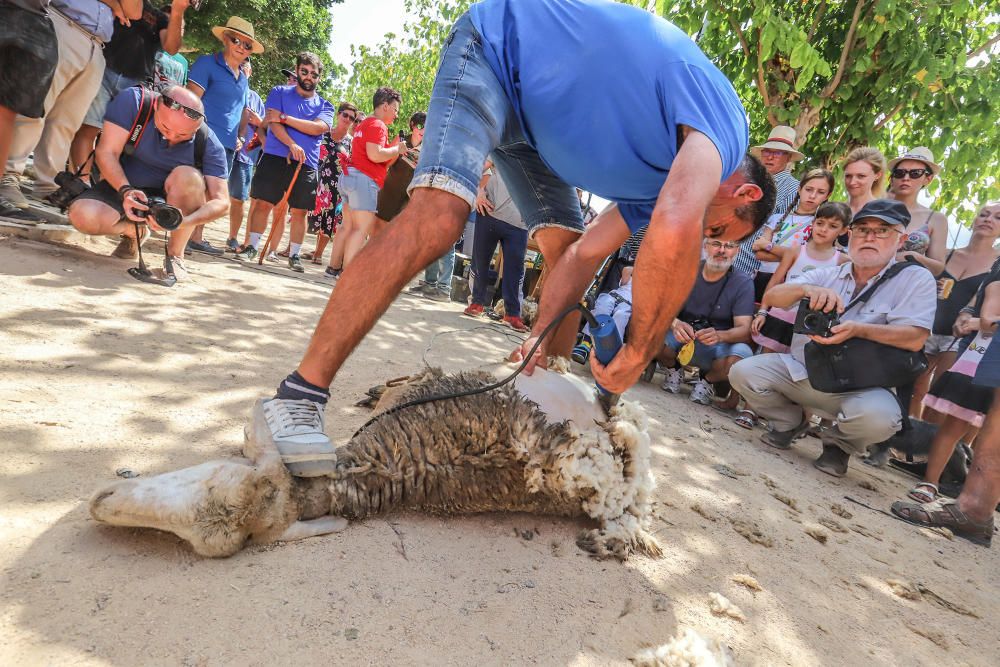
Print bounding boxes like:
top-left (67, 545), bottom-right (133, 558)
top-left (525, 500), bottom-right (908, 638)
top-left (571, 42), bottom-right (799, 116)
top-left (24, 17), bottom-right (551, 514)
top-left (228, 197), bottom-right (246, 242)
top-left (298, 188), bottom-right (469, 387)
top-left (69, 125), bottom-right (100, 178)
top-left (67, 199), bottom-right (136, 238)
top-left (164, 166), bottom-right (208, 257)
top-left (532, 227), bottom-right (585, 359)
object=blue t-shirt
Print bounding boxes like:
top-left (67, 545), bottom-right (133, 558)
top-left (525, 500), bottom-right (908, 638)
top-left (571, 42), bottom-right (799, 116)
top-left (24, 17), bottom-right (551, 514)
top-left (188, 52), bottom-right (249, 150)
top-left (262, 85), bottom-right (335, 170)
top-left (104, 86), bottom-right (228, 188)
top-left (680, 266), bottom-right (755, 331)
top-left (468, 0), bottom-right (749, 231)
top-left (236, 89), bottom-right (265, 165)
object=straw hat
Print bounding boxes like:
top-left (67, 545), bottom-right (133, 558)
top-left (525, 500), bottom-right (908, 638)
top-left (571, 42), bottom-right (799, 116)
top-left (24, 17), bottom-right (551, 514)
top-left (888, 146), bottom-right (941, 175)
top-left (211, 17), bottom-right (264, 55)
top-left (750, 125), bottom-right (805, 161)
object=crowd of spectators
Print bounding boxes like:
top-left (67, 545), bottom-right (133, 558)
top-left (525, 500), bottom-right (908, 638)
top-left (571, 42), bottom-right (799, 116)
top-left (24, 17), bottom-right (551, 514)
top-left (1, 1), bottom-right (996, 547)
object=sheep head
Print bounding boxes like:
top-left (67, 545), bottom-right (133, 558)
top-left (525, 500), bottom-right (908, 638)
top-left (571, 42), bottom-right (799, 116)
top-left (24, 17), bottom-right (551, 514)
top-left (89, 459), bottom-right (297, 557)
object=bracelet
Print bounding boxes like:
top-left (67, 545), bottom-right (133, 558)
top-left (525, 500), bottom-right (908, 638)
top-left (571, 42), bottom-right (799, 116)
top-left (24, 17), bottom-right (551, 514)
top-left (755, 309), bottom-right (768, 318)
top-left (117, 184), bottom-right (137, 200)
top-left (958, 306), bottom-right (976, 316)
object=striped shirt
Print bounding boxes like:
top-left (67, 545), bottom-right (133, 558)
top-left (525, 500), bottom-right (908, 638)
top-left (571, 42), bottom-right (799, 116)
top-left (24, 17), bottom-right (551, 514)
top-left (733, 169), bottom-right (800, 277)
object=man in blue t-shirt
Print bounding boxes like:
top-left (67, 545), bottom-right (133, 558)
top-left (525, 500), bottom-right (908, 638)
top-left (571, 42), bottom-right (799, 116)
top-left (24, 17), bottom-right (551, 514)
top-left (247, 0), bottom-right (777, 479)
top-left (234, 51), bottom-right (334, 273)
top-left (185, 15), bottom-right (262, 255)
top-left (225, 59), bottom-right (265, 252)
top-left (67, 85), bottom-right (230, 282)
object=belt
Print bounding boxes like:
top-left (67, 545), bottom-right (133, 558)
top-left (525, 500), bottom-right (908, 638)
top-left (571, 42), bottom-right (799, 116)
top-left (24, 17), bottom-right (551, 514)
top-left (49, 6), bottom-right (105, 45)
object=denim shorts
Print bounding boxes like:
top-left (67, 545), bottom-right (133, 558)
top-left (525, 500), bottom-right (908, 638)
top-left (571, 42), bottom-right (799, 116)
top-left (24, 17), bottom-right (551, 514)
top-left (664, 330), bottom-right (753, 368)
top-left (409, 13), bottom-right (584, 238)
top-left (83, 68), bottom-right (140, 129)
top-left (339, 170), bottom-right (380, 212)
top-left (228, 159), bottom-right (253, 201)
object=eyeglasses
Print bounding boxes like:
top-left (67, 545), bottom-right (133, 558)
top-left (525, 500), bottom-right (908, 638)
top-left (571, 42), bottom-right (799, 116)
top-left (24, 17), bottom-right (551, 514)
top-left (891, 167), bottom-right (931, 180)
top-left (850, 225), bottom-right (900, 239)
top-left (761, 149), bottom-right (790, 158)
top-left (160, 94), bottom-right (203, 120)
top-left (226, 34), bottom-right (254, 51)
top-left (705, 240), bottom-right (739, 250)
top-left (297, 68), bottom-right (319, 80)
top-left (339, 111), bottom-right (357, 122)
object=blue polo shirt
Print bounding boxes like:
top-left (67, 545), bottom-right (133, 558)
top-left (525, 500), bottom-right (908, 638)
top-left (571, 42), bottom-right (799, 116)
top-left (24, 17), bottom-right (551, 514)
top-left (262, 85), bottom-right (334, 170)
top-left (104, 86), bottom-right (228, 188)
top-left (236, 89), bottom-right (265, 165)
top-left (468, 0), bottom-right (749, 231)
top-left (188, 52), bottom-right (249, 150)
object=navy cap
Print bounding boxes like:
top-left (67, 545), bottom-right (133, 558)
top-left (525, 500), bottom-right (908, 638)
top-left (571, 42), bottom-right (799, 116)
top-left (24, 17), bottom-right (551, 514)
top-left (851, 198), bottom-right (911, 229)
top-left (281, 68), bottom-right (296, 80)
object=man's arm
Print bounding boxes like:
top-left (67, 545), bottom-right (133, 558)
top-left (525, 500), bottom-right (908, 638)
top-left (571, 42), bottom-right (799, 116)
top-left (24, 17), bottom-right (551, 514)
top-left (812, 322), bottom-right (929, 351)
top-left (266, 119), bottom-right (306, 163)
top-left (718, 315), bottom-right (752, 343)
top-left (178, 175), bottom-right (229, 228)
top-left (365, 140), bottom-right (405, 163)
top-left (94, 122), bottom-right (132, 193)
top-left (160, 0), bottom-right (188, 55)
top-left (266, 109), bottom-right (329, 137)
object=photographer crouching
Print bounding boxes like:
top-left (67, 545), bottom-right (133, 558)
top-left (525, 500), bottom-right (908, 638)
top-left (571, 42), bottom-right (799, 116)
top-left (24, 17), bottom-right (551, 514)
top-left (66, 85), bottom-right (229, 281)
top-left (730, 200), bottom-right (937, 477)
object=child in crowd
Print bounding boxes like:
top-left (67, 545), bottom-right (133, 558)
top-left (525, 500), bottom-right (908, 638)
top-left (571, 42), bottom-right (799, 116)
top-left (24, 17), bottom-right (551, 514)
top-left (750, 168), bottom-right (835, 300)
top-left (751, 201), bottom-right (851, 353)
top-left (572, 266), bottom-right (633, 364)
top-left (911, 274), bottom-right (1000, 503)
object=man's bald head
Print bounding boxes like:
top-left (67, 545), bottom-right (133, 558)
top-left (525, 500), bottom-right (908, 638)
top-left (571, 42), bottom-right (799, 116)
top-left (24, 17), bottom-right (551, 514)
top-left (162, 85), bottom-right (204, 115)
top-left (155, 85), bottom-right (204, 144)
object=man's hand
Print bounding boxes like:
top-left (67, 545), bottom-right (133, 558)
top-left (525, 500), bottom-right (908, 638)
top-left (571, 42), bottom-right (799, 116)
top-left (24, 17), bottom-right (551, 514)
top-left (809, 320), bottom-right (862, 346)
top-left (122, 189), bottom-right (149, 223)
top-left (288, 144), bottom-right (306, 163)
top-left (802, 285), bottom-right (845, 314)
top-left (509, 334), bottom-right (547, 375)
top-left (671, 320), bottom-right (696, 344)
top-left (694, 327), bottom-right (720, 346)
top-left (265, 109), bottom-right (282, 123)
top-left (475, 187), bottom-right (494, 216)
top-left (590, 343), bottom-right (646, 395)
top-left (235, 136), bottom-right (245, 152)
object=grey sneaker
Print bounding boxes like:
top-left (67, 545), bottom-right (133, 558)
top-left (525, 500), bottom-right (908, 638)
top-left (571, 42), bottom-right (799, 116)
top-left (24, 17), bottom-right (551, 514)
top-left (660, 368), bottom-right (683, 394)
top-left (425, 286), bottom-right (451, 302)
top-left (407, 281), bottom-right (430, 295)
top-left (247, 398), bottom-right (337, 477)
top-left (225, 237), bottom-right (240, 252)
top-left (689, 378), bottom-right (716, 405)
top-left (0, 173), bottom-right (29, 209)
top-left (233, 245), bottom-right (258, 261)
top-left (186, 239), bottom-right (224, 256)
top-left (288, 254), bottom-right (304, 272)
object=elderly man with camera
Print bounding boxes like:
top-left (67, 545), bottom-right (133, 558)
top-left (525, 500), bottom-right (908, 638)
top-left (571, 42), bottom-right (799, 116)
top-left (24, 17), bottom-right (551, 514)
top-left (66, 84), bottom-right (229, 280)
top-left (730, 199), bottom-right (937, 477)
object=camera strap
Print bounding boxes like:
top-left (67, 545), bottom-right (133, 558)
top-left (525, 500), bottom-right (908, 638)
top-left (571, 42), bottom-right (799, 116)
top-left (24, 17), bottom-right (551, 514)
top-left (841, 259), bottom-right (918, 316)
top-left (123, 85), bottom-right (156, 158)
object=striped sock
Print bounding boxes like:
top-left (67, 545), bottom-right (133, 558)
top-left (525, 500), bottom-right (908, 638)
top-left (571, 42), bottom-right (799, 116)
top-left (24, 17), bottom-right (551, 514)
top-left (275, 370), bottom-right (330, 404)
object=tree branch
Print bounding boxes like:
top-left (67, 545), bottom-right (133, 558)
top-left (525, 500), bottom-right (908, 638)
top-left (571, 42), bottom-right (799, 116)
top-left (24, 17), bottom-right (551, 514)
top-left (807, 0), bottom-right (828, 43)
top-left (968, 33), bottom-right (1000, 61)
top-left (721, 9), bottom-right (752, 61)
top-left (821, 0), bottom-right (867, 99)
top-left (756, 42), bottom-right (777, 126)
top-left (872, 101), bottom-right (905, 131)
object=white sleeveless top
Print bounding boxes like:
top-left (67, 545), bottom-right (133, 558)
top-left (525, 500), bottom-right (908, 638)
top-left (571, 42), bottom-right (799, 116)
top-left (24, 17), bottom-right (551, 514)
top-left (786, 244), bottom-right (842, 282)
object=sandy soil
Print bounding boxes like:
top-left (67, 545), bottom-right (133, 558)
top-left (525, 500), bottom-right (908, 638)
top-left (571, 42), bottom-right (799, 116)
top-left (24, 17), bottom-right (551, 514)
top-left (1, 229), bottom-right (998, 666)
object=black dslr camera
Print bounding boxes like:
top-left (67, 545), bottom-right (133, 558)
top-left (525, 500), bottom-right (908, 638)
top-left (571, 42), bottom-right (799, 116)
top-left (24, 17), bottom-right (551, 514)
top-left (686, 317), bottom-right (712, 332)
top-left (48, 171), bottom-right (90, 211)
top-left (132, 195), bottom-right (182, 231)
top-left (793, 298), bottom-right (839, 337)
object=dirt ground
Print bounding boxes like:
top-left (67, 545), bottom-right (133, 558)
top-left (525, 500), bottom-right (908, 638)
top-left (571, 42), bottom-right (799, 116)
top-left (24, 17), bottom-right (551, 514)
top-left (1, 229), bottom-right (998, 666)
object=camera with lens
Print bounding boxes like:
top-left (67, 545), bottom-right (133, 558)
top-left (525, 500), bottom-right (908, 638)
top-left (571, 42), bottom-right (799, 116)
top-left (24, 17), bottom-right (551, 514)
top-left (686, 317), bottom-right (712, 332)
top-left (48, 171), bottom-right (91, 211)
top-left (132, 195), bottom-right (182, 231)
top-left (793, 298), bottom-right (839, 337)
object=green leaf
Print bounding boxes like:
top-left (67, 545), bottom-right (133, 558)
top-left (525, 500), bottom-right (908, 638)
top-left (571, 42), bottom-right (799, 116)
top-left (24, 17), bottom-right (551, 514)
top-left (789, 41), bottom-right (808, 69)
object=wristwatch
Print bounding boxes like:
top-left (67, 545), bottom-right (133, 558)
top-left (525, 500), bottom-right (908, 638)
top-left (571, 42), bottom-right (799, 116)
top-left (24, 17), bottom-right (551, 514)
top-left (279, 113), bottom-right (287, 123)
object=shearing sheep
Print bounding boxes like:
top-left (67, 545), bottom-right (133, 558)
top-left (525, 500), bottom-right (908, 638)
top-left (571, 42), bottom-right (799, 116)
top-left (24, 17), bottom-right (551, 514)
top-left (90, 363), bottom-right (663, 560)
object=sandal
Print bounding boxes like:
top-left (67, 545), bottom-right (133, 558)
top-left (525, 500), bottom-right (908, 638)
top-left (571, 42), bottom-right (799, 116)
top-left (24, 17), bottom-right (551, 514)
top-left (734, 409), bottom-right (757, 430)
top-left (907, 481), bottom-right (939, 504)
top-left (890, 498), bottom-right (994, 547)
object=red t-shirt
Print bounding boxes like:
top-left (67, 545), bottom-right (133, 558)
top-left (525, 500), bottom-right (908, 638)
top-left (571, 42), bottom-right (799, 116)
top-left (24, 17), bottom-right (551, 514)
top-left (349, 117), bottom-right (391, 188)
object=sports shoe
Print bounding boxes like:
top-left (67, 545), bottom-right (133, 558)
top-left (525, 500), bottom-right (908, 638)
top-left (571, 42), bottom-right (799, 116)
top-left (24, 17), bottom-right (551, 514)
top-left (265, 251), bottom-right (279, 263)
top-left (813, 444), bottom-right (851, 477)
top-left (186, 239), bottom-right (224, 256)
top-left (0, 173), bottom-right (29, 209)
top-left (425, 287), bottom-right (451, 302)
top-left (324, 266), bottom-right (341, 278)
top-left (660, 368), bottom-right (683, 394)
top-left (111, 225), bottom-right (150, 259)
top-left (288, 254), bottom-right (304, 272)
top-left (247, 398), bottom-right (336, 478)
top-left (504, 315), bottom-right (529, 332)
top-left (407, 281), bottom-right (430, 295)
top-left (233, 245), bottom-right (258, 261)
top-left (463, 303), bottom-right (485, 318)
top-left (571, 340), bottom-right (592, 364)
top-left (166, 255), bottom-right (189, 281)
top-left (226, 238), bottom-right (240, 252)
top-left (689, 378), bottom-right (716, 405)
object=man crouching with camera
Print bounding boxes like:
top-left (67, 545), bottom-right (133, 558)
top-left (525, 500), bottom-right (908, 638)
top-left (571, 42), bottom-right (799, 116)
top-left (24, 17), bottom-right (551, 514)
top-left (730, 199), bottom-right (937, 477)
top-left (67, 85), bottom-right (229, 281)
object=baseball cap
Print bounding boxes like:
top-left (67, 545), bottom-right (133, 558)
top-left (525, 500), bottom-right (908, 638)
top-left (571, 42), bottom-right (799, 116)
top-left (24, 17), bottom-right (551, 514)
top-left (281, 68), bottom-right (296, 80)
top-left (850, 199), bottom-right (911, 229)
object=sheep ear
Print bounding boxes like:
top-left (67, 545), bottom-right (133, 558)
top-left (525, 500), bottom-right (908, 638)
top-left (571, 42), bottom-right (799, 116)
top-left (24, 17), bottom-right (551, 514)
top-left (276, 517), bottom-right (348, 543)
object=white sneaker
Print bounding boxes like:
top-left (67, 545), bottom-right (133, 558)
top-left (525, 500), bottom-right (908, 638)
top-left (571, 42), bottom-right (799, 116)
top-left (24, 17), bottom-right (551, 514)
top-left (247, 398), bottom-right (336, 477)
top-left (690, 378), bottom-right (716, 405)
top-left (660, 368), bottom-right (682, 394)
top-left (166, 255), bottom-right (189, 281)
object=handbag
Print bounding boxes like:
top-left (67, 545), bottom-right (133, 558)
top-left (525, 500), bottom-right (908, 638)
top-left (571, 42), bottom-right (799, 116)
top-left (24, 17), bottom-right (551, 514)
top-left (804, 261), bottom-right (929, 393)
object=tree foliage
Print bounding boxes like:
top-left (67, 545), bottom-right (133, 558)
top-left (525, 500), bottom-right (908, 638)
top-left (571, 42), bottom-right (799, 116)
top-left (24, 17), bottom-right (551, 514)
top-left (650, 0), bottom-right (998, 217)
top-left (180, 0), bottom-right (341, 97)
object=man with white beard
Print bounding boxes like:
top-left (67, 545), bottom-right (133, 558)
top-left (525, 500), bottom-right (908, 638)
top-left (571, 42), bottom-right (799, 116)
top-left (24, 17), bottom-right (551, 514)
top-left (656, 237), bottom-right (754, 405)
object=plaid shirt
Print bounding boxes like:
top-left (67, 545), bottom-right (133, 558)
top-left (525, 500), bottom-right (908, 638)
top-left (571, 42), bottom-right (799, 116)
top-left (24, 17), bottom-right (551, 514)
top-left (733, 169), bottom-right (800, 277)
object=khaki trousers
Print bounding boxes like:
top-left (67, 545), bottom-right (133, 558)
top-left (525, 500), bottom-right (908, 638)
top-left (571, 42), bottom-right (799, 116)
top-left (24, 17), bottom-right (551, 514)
top-left (730, 354), bottom-right (902, 455)
top-left (6, 11), bottom-right (105, 194)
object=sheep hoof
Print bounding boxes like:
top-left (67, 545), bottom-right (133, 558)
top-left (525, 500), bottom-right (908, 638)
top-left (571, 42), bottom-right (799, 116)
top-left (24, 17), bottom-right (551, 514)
top-left (276, 517), bottom-right (349, 543)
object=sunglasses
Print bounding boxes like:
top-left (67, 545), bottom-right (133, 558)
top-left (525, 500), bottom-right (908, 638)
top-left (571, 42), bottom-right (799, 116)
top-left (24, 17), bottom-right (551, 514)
top-left (160, 94), bottom-right (203, 120)
top-left (705, 240), bottom-right (739, 250)
top-left (227, 34), bottom-right (254, 51)
top-left (850, 225), bottom-right (899, 239)
top-left (339, 111), bottom-right (357, 122)
top-left (891, 167), bottom-right (931, 180)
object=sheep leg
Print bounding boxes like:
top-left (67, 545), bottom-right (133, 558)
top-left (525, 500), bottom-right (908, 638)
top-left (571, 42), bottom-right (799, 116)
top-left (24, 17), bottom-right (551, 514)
top-left (276, 517), bottom-right (349, 543)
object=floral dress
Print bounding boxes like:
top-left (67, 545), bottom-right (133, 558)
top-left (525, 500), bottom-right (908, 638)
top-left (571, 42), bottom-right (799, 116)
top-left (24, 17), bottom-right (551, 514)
top-left (308, 133), bottom-right (351, 237)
